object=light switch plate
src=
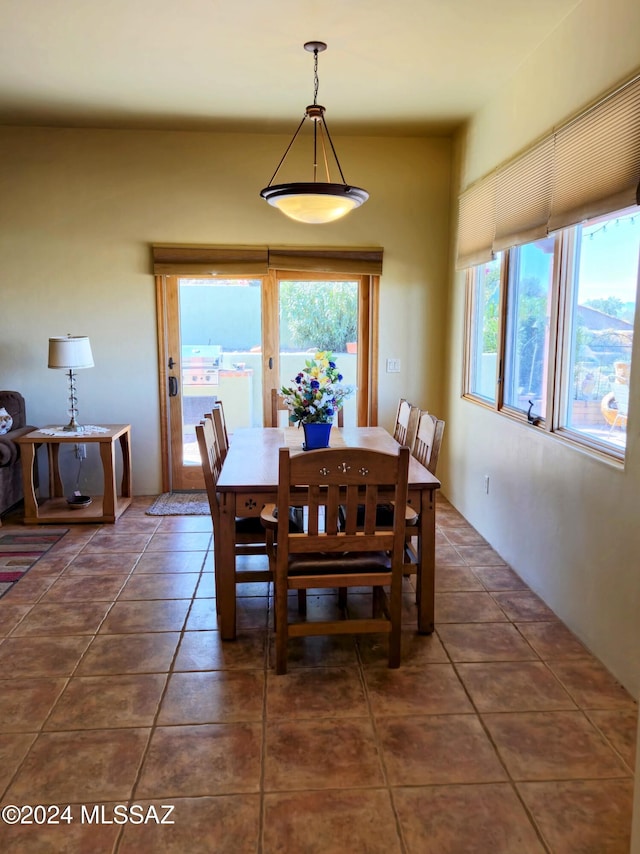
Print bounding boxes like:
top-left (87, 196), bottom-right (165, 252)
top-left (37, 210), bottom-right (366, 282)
top-left (386, 358), bottom-right (401, 373)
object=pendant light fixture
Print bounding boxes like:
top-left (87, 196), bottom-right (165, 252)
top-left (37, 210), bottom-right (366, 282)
top-left (260, 41), bottom-right (369, 224)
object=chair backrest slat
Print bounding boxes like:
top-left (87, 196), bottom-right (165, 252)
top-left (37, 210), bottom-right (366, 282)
top-left (412, 410), bottom-right (445, 475)
top-left (321, 483), bottom-right (337, 534)
top-left (343, 486), bottom-right (360, 536)
top-left (393, 398), bottom-right (419, 448)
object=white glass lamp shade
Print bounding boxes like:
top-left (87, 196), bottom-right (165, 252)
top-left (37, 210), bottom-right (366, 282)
top-left (260, 183), bottom-right (369, 224)
top-left (48, 336), bottom-right (94, 370)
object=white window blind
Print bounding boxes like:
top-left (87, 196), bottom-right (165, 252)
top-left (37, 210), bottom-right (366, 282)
top-left (549, 77), bottom-right (640, 231)
top-left (494, 137), bottom-right (554, 251)
top-left (456, 72), bottom-right (640, 268)
top-left (455, 174), bottom-right (496, 270)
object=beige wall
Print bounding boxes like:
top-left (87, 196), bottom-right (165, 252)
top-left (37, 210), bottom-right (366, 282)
top-left (0, 127), bottom-right (451, 499)
top-left (445, 0), bottom-right (640, 699)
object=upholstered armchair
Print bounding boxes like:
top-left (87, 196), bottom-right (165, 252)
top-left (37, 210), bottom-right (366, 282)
top-left (0, 391), bottom-right (37, 520)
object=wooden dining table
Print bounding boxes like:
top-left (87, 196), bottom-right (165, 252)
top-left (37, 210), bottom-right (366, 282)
top-left (215, 425), bottom-right (441, 640)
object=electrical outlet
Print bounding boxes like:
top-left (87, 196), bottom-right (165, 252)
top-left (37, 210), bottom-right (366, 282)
top-left (75, 443), bottom-right (87, 460)
top-left (484, 475), bottom-right (490, 494)
top-left (386, 358), bottom-right (401, 373)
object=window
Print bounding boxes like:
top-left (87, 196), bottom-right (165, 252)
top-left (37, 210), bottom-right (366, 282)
top-left (560, 208), bottom-right (638, 450)
top-left (464, 205), bottom-right (639, 459)
top-left (467, 255), bottom-right (501, 403)
top-left (459, 70), bottom-right (640, 461)
top-left (503, 238), bottom-right (555, 419)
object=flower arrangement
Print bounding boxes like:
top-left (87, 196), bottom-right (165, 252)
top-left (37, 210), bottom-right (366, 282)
top-left (280, 351), bottom-right (354, 425)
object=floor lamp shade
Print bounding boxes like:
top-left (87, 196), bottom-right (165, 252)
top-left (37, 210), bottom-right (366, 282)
top-left (48, 336), bottom-right (94, 369)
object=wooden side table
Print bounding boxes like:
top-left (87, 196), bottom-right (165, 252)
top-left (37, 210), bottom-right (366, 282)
top-left (17, 425), bottom-right (132, 524)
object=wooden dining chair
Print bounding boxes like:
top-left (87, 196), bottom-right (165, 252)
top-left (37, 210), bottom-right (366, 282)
top-left (196, 418), bottom-right (271, 603)
top-left (404, 409), bottom-right (445, 569)
top-left (339, 399), bottom-right (420, 529)
top-left (261, 445), bottom-right (410, 674)
top-left (393, 398), bottom-right (419, 448)
top-left (270, 388), bottom-right (344, 428)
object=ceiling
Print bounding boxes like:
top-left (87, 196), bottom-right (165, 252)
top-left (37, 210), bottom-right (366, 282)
top-left (0, 0), bottom-right (582, 136)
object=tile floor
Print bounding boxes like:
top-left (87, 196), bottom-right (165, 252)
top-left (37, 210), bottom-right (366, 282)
top-left (0, 495), bottom-right (636, 853)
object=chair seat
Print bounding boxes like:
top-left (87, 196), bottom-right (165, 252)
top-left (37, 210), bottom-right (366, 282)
top-left (288, 551), bottom-right (391, 575)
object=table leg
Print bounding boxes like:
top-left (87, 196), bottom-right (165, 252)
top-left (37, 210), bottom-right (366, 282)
top-left (218, 493), bottom-right (237, 640)
top-left (99, 440), bottom-right (117, 519)
top-left (118, 430), bottom-right (132, 498)
top-left (417, 488), bottom-right (436, 634)
top-left (49, 444), bottom-right (63, 497)
top-left (19, 443), bottom-right (38, 521)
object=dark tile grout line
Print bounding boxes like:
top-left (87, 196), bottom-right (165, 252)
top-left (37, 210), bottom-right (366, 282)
top-left (438, 613), bottom-right (555, 853)
top-left (0, 500), bottom-right (634, 852)
top-left (118, 542), bottom-right (212, 851)
top-left (0, 525), bottom-right (131, 806)
top-left (0, 525), bottom-right (214, 850)
top-left (355, 618), bottom-right (411, 854)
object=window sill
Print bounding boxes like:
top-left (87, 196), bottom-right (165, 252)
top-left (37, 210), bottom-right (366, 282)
top-left (461, 393), bottom-right (626, 469)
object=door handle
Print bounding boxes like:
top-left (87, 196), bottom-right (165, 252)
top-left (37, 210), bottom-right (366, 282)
top-left (268, 357), bottom-right (273, 369)
top-left (168, 376), bottom-right (178, 397)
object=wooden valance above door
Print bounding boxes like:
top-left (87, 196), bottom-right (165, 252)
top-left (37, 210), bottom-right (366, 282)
top-left (151, 245), bottom-right (383, 276)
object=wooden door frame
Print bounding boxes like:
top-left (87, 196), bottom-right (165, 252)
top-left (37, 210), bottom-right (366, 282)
top-left (155, 272), bottom-right (379, 492)
top-left (261, 269), bottom-right (279, 426)
top-left (155, 274), bottom-right (173, 492)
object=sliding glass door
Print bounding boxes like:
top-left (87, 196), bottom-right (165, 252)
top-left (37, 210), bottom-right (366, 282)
top-left (165, 277), bottom-right (263, 489)
top-left (159, 272), bottom-right (377, 490)
top-left (277, 276), bottom-right (359, 427)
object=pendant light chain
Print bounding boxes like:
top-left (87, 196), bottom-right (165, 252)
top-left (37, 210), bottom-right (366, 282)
top-left (313, 47), bottom-right (320, 106)
top-left (312, 47), bottom-right (319, 182)
top-left (311, 45), bottom-right (340, 185)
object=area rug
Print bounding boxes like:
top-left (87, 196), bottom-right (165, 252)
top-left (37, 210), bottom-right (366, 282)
top-left (0, 529), bottom-right (68, 598)
top-left (146, 492), bottom-right (210, 516)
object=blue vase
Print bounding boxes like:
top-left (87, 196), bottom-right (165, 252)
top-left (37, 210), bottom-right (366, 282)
top-left (302, 421), bottom-right (332, 450)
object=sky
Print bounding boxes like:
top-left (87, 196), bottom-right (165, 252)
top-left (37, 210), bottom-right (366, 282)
top-left (579, 210), bottom-right (639, 304)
